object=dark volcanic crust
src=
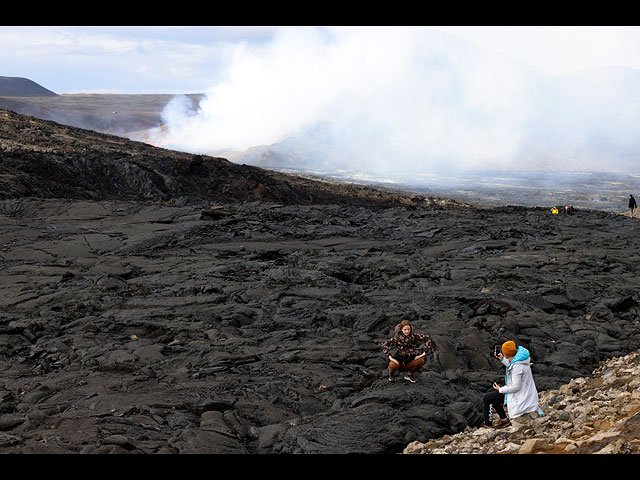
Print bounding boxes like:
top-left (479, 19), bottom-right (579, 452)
top-left (1, 197), bottom-right (639, 454)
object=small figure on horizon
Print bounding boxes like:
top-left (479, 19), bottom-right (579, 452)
top-left (381, 319), bottom-right (433, 383)
top-left (629, 194), bottom-right (637, 218)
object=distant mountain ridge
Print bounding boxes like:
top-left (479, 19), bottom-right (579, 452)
top-left (0, 76), bottom-right (58, 97)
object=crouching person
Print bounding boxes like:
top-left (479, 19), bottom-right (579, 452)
top-left (492, 340), bottom-right (543, 425)
top-left (381, 319), bottom-right (433, 383)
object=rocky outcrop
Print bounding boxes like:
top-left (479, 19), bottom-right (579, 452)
top-left (404, 350), bottom-right (640, 454)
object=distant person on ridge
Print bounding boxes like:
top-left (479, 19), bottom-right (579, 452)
top-left (381, 319), bottom-right (433, 383)
top-left (629, 194), bottom-right (637, 218)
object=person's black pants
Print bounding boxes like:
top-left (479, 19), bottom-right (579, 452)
top-left (483, 389), bottom-right (506, 426)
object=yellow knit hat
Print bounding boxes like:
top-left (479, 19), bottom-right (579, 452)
top-left (501, 341), bottom-right (517, 357)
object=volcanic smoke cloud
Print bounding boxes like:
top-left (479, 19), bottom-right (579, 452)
top-left (153, 27), bottom-right (640, 176)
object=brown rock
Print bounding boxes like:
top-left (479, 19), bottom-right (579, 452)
top-left (518, 438), bottom-right (549, 454)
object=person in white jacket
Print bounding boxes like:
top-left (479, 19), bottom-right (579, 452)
top-left (492, 341), bottom-right (543, 423)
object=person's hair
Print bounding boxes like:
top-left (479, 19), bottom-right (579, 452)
top-left (395, 319), bottom-right (413, 334)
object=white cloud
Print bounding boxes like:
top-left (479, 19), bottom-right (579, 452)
top-left (155, 27), bottom-right (535, 171)
top-left (151, 26), bottom-right (640, 174)
top-left (0, 26), bottom-right (237, 93)
top-left (3, 26), bottom-right (640, 173)
top-left (437, 26), bottom-right (640, 76)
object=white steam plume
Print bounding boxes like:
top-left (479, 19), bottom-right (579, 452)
top-left (152, 27), bottom-right (640, 176)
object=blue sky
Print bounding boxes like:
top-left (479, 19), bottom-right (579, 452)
top-left (2, 26), bottom-right (640, 94)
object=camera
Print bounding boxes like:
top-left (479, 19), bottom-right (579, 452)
top-left (494, 345), bottom-right (501, 356)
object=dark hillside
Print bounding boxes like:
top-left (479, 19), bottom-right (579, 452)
top-left (0, 109), bottom-right (460, 209)
top-left (0, 76), bottom-right (58, 97)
